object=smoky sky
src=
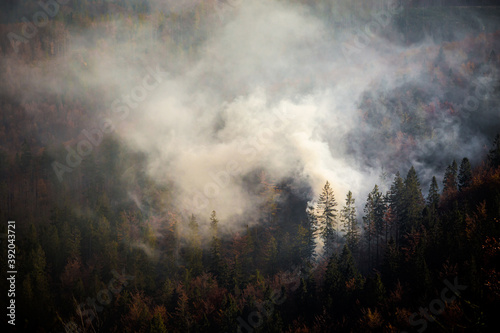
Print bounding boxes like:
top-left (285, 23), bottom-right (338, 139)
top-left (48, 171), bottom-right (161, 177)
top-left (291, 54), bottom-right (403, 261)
top-left (2, 0), bottom-right (499, 233)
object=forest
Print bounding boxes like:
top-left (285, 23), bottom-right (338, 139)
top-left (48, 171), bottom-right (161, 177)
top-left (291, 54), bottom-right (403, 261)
top-left (1, 0), bottom-right (500, 332)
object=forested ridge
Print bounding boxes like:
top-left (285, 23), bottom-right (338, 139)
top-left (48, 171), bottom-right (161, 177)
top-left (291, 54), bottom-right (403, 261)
top-left (1, 1), bottom-right (500, 332)
top-left (3, 134), bottom-right (500, 332)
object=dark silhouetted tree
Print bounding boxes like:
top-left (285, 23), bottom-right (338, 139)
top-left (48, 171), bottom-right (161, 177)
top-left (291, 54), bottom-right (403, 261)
top-left (427, 176), bottom-right (440, 208)
top-left (442, 160), bottom-right (458, 197)
top-left (401, 166), bottom-right (424, 237)
top-left (324, 252), bottom-right (341, 310)
top-left (458, 157), bottom-right (472, 192)
top-left (389, 172), bottom-right (405, 246)
top-left (487, 134), bottom-right (500, 169)
top-left (186, 214), bottom-right (202, 275)
top-left (341, 191), bottom-right (359, 254)
top-left (363, 185), bottom-right (385, 267)
top-left (209, 211), bottom-right (223, 279)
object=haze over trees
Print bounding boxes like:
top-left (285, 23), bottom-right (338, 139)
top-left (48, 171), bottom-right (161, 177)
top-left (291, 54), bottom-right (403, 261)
top-left (1, 0), bottom-right (500, 332)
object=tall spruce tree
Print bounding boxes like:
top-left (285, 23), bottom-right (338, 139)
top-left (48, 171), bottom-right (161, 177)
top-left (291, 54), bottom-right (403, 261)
top-left (338, 244), bottom-right (360, 287)
top-left (401, 166), bottom-right (424, 236)
top-left (209, 211), bottom-right (223, 279)
top-left (264, 235), bottom-right (279, 275)
top-left (186, 214), bottom-right (202, 275)
top-left (442, 160), bottom-right (458, 197)
top-left (295, 212), bottom-right (317, 264)
top-left (427, 176), bottom-right (440, 208)
top-left (383, 192), bottom-right (395, 245)
top-left (381, 237), bottom-right (400, 288)
top-left (341, 191), bottom-right (359, 254)
top-left (363, 191), bottom-right (375, 269)
top-left (324, 252), bottom-right (341, 310)
top-left (389, 172), bottom-right (405, 246)
top-left (363, 185), bottom-right (385, 267)
top-left (487, 133), bottom-right (500, 169)
top-left (306, 203), bottom-right (319, 261)
top-left (458, 157), bottom-right (472, 192)
top-left (316, 181), bottom-right (338, 256)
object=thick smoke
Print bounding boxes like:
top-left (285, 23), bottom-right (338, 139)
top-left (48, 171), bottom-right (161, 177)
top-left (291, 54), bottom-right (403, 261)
top-left (116, 0), bottom-right (396, 222)
top-left (3, 0), bottom-right (499, 233)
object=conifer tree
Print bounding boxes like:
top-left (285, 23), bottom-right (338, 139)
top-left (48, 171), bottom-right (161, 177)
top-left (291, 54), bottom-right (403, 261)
top-left (264, 235), bottom-right (279, 275)
top-left (458, 157), bottom-right (472, 192)
top-left (149, 312), bottom-right (167, 333)
top-left (341, 191), bottom-right (359, 254)
top-left (363, 191), bottom-right (375, 269)
top-left (324, 252), bottom-right (341, 310)
top-left (383, 203), bottom-right (396, 246)
top-left (381, 237), bottom-right (400, 288)
top-left (487, 133), bottom-right (500, 169)
top-left (29, 244), bottom-right (51, 324)
top-left (373, 186), bottom-right (386, 265)
top-left (338, 244), bottom-right (360, 287)
top-left (295, 219), bottom-right (316, 264)
top-left (186, 214), bottom-right (202, 275)
top-left (241, 225), bottom-right (255, 277)
top-left (427, 176), bottom-right (440, 208)
top-left (316, 181), bottom-right (338, 256)
top-left (389, 172), bottom-right (405, 245)
top-left (306, 203), bottom-right (319, 260)
top-left (442, 160), bottom-right (458, 197)
top-left (363, 185), bottom-right (385, 267)
top-left (401, 166), bottom-right (424, 236)
top-left (209, 211), bottom-right (223, 279)
top-left (425, 176), bottom-right (441, 231)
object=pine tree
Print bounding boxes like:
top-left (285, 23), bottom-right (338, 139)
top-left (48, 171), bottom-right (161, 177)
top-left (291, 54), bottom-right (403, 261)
top-left (363, 191), bottom-right (375, 269)
top-left (149, 312), bottom-right (167, 333)
top-left (306, 203), bottom-right (319, 260)
top-left (341, 191), bottom-right (359, 254)
top-left (263, 235), bottom-right (279, 275)
top-left (241, 225), bottom-right (255, 278)
top-left (295, 219), bottom-right (316, 265)
top-left (363, 185), bottom-right (385, 267)
top-left (324, 252), bottom-right (341, 310)
top-left (209, 211), bottom-right (223, 279)
top-left (338, 244), bottom-right (360, 288)
top-left (316, 181), bottom-right (338, 256)
top-left (372, 186), bottom-right (386, 266)
top-left (442, 160), bottom-right (458, 197)
top-left (401, 166), bottom-right (424, 237)
top-left (487, 133), bottom-right (500, 169)
top-left (381, 237), bottom-right (400, 288)
top-left (458, 157), bottom-right (472, 192)
top-left (383, 204), bottom-right (396, 246)
top-left (427, 176), bottom-right (440, 208)
top-left (364, 273), bottom-right (386, 307)
top-left (186, 214), bottom-right (202, 275)
top-left (30, 244), bottom-right (51, 324)
top-left (296, 273), bottom-right (318, 321)
top-left (61, 222), bottom-right (81, 261)
top-left (389, 172), bottom-right (405, 246)
top-left (425, 176), bottom-right (441, 231)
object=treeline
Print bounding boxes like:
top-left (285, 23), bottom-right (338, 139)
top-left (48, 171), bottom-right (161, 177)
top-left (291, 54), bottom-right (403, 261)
top-left (1, 134), bottom-right (499, 332)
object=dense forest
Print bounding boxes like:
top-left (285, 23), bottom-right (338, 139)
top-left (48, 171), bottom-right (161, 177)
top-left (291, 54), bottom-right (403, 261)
top-left (1, 0), bottom-right (500, 332)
